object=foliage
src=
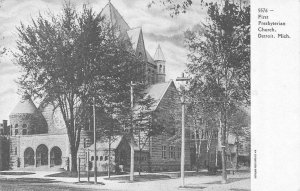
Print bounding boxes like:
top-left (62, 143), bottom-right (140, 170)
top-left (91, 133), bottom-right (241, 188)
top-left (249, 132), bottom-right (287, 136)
top-left (0, 0), bottom-right (6, 57)
top-left (184, 0), bottom-right (250, 180)
top-left (148, 0), bottom-right (193, 16)
top-left (133, 95), bottom-right (170, 147)
top-left (14, 3), bottom-right (146, 172)
top-left (184, 0), bottom-right (250, 141)
top-left (185, 1), bottom-right (250, 105)
top-left (148, 0), bottom-right (249, 17)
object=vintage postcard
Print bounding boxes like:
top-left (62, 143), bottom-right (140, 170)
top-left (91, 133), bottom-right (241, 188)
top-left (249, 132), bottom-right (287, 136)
top-left (0, 0), bottom-right (296, 191)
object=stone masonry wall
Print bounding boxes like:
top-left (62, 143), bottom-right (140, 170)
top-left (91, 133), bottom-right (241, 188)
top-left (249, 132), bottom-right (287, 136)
top-left (149, 82), bottom-right (191, 171)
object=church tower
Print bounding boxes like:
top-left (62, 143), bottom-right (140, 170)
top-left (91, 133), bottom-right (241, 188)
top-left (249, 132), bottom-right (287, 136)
top-left (153, 45), bottom-right (166, 83)
top-left (9, 95), bottom-right (47, 136)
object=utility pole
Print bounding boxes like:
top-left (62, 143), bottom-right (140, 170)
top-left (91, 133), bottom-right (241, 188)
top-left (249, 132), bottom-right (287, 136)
top-left (93, 97), bottom-right (97, 184)
top-left (87, 149), bottom-right (90, 182)
top-left (176, 73), bottom-right (190, 188)
top-left (129, 81), bottom-right (136, 181)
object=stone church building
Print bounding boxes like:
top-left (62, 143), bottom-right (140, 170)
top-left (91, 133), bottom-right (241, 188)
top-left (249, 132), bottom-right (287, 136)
top-left (0, 2), bottom-right (244, 173)
top-left (2, 2), bottom-right (192, 172)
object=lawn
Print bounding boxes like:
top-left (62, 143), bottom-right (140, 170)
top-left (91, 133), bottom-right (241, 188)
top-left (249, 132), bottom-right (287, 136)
top-left (46, 171), bottom-right (127, 178)
top-left (103, 174), bottom-right (171, 182)
top-left (0, 172), bottom-right (35, 176)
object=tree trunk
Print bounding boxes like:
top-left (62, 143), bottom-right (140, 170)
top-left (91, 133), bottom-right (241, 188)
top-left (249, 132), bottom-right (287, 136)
top-left (198, 139), bottom-right (202, 170)
top-left (235, 136), bottom-right (239, 170)
top-left (71, 149), bottom-right (78, 172)
top-left (138, 128), bottom-right (141, 176)
top-left (194, 133), bottom-right (199, 172)
top-left (147, 138), bottom-right (152, 172)
top-left (206, 131), bottom-right (213, 171)
top-left (221, 108), bottom-right (227, 184)
top-left (108, 135), bottom-right (111, 178)
top-left (215, 148), bottom-right (218, 167)
top-left (221, 146), bottom-right (227, 183)
top-left (139, 149), bottom-right (142, 175)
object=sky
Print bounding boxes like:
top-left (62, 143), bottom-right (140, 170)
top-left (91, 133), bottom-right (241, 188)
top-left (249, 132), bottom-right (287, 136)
top-left (0, 0), bottom-right (207, 122)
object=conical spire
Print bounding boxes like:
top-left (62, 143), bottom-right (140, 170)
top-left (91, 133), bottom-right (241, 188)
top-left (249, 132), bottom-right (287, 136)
top-left (10, 96), bottom-right (38, 115)
top-left (153, 45), bottom-right (166, 61)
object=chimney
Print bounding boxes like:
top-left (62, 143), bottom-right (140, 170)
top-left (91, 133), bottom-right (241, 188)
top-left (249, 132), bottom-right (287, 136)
top-left (3, 120), bottom-right (8, 135)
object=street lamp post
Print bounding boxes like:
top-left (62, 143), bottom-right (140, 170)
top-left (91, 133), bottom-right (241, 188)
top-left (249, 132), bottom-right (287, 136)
top-left (176, 73), bottom-right (190, 188)
top-left (129, 81), bottom-right (136, 181)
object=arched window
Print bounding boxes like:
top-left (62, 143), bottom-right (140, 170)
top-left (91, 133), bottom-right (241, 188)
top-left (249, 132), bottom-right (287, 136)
top-left (22, 129), bottom-right (27, 135)
top-left (14, 124), bottom-right (18, 136)
top-left (159, 65), bottom-right (162, 73)
top-left (91, 156), bottom-right (94, 161)
top-left (96, 156), bottom-right (99, 161)
top-left (15, 129), bottom-right (18, 136)
top-left (100, 156), bottom-right (103, 161)
top-left (105, 156), bottom-right (108, 161)
top-left (50, 146), bottom-right (62, 166)
top-left (36, 144), bottom-right (48, 166)
top-left (22, 124), bottom-right (27, 135)
top-left (24, 147), bottom-right (34, 167)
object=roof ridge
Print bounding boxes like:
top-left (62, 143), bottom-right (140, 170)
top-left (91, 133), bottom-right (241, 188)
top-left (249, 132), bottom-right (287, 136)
top-left (109, 1), bottom-right (130, 29)
top-left (99, 1), bottom-right (130, 31)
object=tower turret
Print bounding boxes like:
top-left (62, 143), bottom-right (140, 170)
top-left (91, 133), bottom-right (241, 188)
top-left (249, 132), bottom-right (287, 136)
top-left (153, 45), bottom-right (166, 83)
top-left (9, 96), bottom-right (47, 136)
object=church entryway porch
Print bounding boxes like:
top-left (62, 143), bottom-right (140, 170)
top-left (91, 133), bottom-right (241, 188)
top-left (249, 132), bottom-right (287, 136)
top-left (21, 145), bottom-right (63, 170)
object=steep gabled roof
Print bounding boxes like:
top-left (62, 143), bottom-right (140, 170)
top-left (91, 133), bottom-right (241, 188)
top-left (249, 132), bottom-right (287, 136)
top-left (153, 44), bottom-right (166, 61)
top-left (136, 80), bottom-right (175, 112)
top-left (101, 2), bottom-right (156, 66)
top-left (127, 27), bottom-right (141, 51)
top-left (146, 50), bottom-right (155, 64)
top-left (100, 2), bottom-right (130, 34)
top-left (88, 135), bottom-right (124, 150)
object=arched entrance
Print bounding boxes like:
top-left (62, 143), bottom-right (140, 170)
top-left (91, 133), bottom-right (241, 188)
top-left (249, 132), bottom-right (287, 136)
top-left (24, 147), bottom-right (34, 167)
top-left (50, 146), bottom-right (62, 167)
top-left (36, 144), bottom-right (48, 166)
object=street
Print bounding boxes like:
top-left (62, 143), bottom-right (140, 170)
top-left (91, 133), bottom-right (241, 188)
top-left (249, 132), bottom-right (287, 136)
top-left (0, 179), bottom-right (108, 191)
top-left (0, 170), bottom-right (250, 191)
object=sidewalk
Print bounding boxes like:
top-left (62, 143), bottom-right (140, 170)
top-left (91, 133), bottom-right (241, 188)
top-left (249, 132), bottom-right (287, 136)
top-left (0, 170), bottom-right (250, 191)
